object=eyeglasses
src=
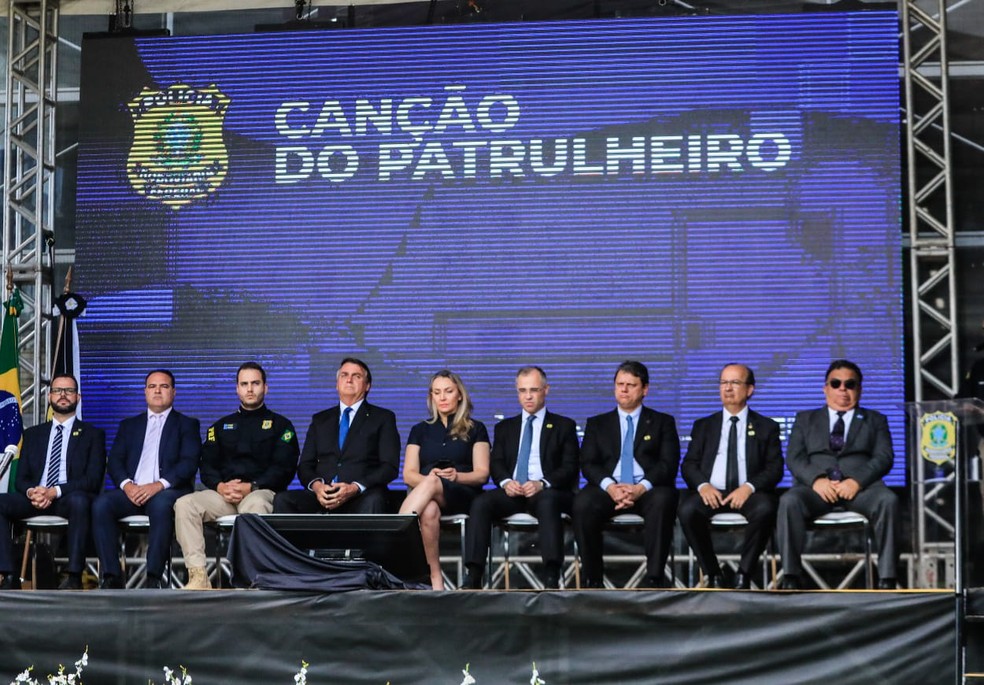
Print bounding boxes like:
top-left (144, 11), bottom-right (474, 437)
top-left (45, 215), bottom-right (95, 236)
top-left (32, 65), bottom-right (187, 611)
top-left (50, 387), bottom-right (78, 396)
top-left (718, 380), bottom-right (747, 387)
top-left (827, 378), bottom-right (859, 390)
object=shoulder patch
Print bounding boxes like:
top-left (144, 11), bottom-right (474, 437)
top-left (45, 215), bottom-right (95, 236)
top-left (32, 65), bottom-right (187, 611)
top-left (207, 426), bottom-right (216, 442)
top-left (281, 429), bottom-right (294, 443)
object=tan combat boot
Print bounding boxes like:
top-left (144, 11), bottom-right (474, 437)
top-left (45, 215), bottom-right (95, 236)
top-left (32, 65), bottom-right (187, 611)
top-left (183, 567), bottom-right (211, 590)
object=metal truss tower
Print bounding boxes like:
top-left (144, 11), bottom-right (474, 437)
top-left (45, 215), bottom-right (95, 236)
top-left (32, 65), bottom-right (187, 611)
top-left (902, 0), bottom-right (957, 402)
top-left (2, 0), bottom-right (58, 426)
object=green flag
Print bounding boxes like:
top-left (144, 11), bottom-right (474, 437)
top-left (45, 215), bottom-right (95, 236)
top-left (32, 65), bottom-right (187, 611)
top-left (0, 288), bottom-right (24, 492)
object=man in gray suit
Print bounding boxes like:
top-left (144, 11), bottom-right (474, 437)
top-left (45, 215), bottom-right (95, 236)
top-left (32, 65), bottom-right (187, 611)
top-left (777, 359), bottom-right (899, 589)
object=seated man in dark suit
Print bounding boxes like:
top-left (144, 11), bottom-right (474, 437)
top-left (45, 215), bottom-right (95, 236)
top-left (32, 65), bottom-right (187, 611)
top-left (0, 374), bottom-right (106, 590)
top-left (573, 360), bottom-right (680, 589)
top-left (274, 357), bottom-right (400, 515)
top-left (679, 363), bottom-right (783, 589)
top-left (461, 366), bottom-right (579, 589)
top-left (92, 370), bottom-right (201, 589)
top-left (777, 359), bottom-right (899, 590)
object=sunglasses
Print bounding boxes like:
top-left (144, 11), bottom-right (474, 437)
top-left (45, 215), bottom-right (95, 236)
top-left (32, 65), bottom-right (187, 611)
top-left (827, 378), bottom-right (859, 390)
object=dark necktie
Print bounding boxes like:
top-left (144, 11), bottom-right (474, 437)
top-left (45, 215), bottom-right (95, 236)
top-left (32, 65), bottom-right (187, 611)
top-left (830, 411), bottom-right (846, 453)
top-left (726, 416), bottom-right (739, 492)
top-left (515, 415), bottom-right (536, 483)
top-left (339, 407), bottom-right (352, 449)
top-left (46, 424), bottom-right (64, 488)
top-left (619, 415), bottom-right (635, 484)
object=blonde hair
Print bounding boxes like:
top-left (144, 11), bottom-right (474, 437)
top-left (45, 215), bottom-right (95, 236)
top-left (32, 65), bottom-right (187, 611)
top-left (426, 369), bottom-right (474, 440)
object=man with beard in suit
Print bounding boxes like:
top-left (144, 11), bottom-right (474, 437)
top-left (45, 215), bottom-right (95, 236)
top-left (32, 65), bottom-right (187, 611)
top-left (274, 357), bottom-right (399, 515)
top-left (0, 374), bottom-right (106, 590)
top-left (679, 363), bottom-right (783, 589)
top-left (461, 366), bottom-right (579, 589)
top-left (777, 359), bottom-right (899, 590)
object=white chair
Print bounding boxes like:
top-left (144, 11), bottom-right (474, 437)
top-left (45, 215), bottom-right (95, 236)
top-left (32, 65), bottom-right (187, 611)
top-left (439, 513), bottom-right (468, 588)
top-left (118, 514), bottom-right (172, 588)
top-left (495, 512), bottom-right (575, 590)
top-left (809, 510), bottom-right (873, 588)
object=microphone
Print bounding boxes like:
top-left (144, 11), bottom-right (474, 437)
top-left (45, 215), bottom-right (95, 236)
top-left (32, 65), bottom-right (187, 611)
top-left (0, 444), bottom-right (19, 482)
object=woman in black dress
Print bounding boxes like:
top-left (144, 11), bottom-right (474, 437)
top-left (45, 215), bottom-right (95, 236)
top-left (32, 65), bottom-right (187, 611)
top-left (399, 369), bottom-right (490, 589)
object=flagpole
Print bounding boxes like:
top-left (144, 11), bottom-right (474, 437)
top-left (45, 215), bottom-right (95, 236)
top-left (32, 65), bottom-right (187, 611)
top-left (49, 265), bottom-right (72, 380)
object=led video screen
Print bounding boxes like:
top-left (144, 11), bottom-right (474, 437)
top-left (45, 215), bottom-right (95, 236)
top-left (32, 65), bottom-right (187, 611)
top-left (76, 12), bottom-right (904, 486)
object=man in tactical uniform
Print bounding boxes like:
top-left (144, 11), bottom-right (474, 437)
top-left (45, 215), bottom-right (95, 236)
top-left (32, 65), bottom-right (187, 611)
top-left (174, 362), bottom-right (299, 590)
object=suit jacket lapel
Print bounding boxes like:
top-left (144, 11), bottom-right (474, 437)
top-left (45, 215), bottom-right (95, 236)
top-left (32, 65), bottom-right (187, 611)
top-left (537, 412), bottom-right (552, 462)
top-left (633, 409), bottom-right (653, 452)
top-left (64, 422), bottom-right (79, 478)
top-left (843, 407), bottom-right (864, 451)
top-left (158, 412), bottom-right (175, 463)
top-left (707, 412), bottom-right (724, 473)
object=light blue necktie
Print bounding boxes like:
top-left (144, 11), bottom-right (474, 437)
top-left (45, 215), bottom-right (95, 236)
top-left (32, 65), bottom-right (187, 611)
top-left (339, 407), bottom-right (352, 450)
top-left (619, 415), bottom-right (635, 484)
top-left (46, 424), bottom-right (64, 488)
top-left (515, 415), bottom-right (536, 483)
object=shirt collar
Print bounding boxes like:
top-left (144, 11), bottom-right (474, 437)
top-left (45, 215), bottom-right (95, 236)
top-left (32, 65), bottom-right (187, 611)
top-left (723, 406), bottom-right (750, 422)
top-left (617, 406), bottom-right (643, 422)
top-left (148, 407), bottom-right (173, 421)
top-left (340, 398), bottom-right (365, 415)
top-left (522, 407), bottom-right (547, 422)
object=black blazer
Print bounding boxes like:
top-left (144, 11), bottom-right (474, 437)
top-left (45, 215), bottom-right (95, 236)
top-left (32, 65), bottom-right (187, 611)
top-left (580, 406), bottom-right (679, 488)
top-left (15, 419), bottom-right (106, 497)
top-left (681, 409), bottom-right (783, 493)
top-left (786, 406), bottom-right (894, 489)
top-left (107, 410), bottom-right (202, 491)
top-left (490, 411), bottom-right (580, 491)
top-left (297, 401), bottom-right (400, 490)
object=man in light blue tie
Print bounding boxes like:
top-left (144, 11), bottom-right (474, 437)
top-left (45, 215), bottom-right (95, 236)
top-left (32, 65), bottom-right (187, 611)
top-left (573, 360), bottom-right (681, 589)
top-left (461, 366), bottom-right (579, 589)
top-left (0, 374), bottom-right (106, 590)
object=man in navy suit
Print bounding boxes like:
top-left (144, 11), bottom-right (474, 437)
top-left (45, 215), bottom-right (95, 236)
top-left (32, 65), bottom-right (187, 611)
top-left (777, 359), bottom-right (899, 590)
top-left (679, 363), bottom-right (783, 589)
top-left (92, 370), bottom-right (201, 589)
top-left (573, 360), bottom-right (680, 589)
top-left (274, 357), bottom-right (399, 514)
top-left (461, 366), bottom-right (579, 589)
top-left (0, 374), bottom-right (106, 590)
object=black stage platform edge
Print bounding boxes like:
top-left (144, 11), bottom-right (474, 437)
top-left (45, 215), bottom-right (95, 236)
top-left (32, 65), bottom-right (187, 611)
top-left (0, 589), bottom-right (957, 684)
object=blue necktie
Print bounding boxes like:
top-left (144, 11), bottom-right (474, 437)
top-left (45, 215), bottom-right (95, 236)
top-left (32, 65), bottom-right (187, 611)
top-left (46, 424), bottom-right (64, 488)
top-left (619, 415), bottom-right (635, 484)
top-left (515, 415), bottom-right (536, 483)
top-left (339, 407), bottom-right (352, 450)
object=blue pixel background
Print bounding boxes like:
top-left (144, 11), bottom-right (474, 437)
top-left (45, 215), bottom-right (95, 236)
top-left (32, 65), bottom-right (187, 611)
top-left (75, 12), bottom-right (904, 487)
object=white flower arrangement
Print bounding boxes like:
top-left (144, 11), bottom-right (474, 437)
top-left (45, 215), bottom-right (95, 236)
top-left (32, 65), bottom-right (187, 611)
top-left (8, 654), bottom-right (548, 684)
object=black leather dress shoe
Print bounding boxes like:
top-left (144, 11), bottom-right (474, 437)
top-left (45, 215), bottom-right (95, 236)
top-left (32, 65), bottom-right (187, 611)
top-left (460, 567), bottom-right (483, 590)
top-left (582, 578), bottom-right (604, 589)
top-left (704, 574), bottom-right (725, 589)
top-left (733, 571), bottom-right (752, 590)
top-left (0, 574), bottom-right (21, 590)
top-left (58, 574), bottom-right (83, 590)
top-left (541, 571), bottom-right (561, 590)
top-left (779, 575), bottom-right (801, 590)
top-left (877, 577), bottom-right (897, 590)
top-left (640, 575), bottom-right (670, 589)
top-left (99, 575), bottom-right (125, 590)
top-left (146, 575), bottom-right (169, 589)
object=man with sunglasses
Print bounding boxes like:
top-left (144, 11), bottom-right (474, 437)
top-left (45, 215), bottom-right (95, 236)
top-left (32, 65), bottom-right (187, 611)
top-left (0, 375), bottom-right (106, 590)
top-left (776, 359), bottom-right (899, 590)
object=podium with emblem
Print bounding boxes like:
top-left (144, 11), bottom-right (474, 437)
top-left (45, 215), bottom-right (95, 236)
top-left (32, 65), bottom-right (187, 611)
top-left (906, 398), bottom-right (984, 590)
